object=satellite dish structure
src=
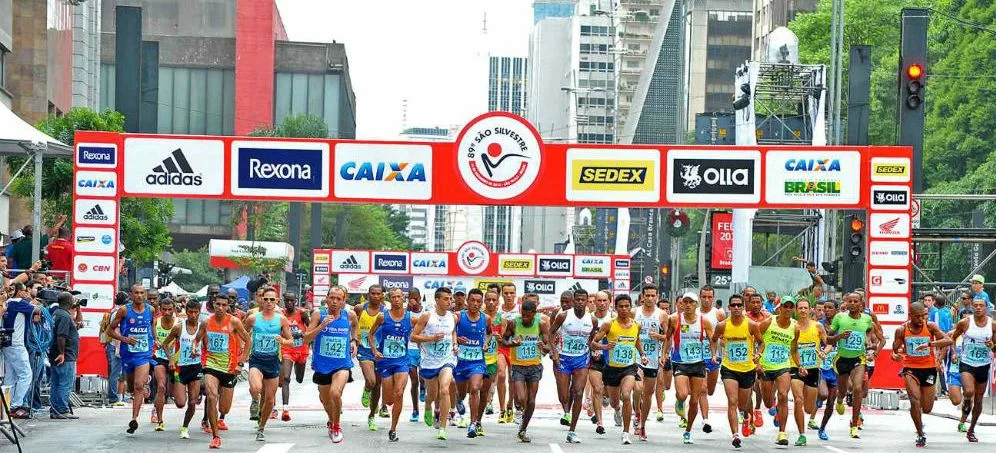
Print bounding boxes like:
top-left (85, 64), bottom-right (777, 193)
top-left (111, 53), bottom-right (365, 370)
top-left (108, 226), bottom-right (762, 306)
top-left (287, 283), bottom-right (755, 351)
top-left (764, 27), bottom-right (800, 65)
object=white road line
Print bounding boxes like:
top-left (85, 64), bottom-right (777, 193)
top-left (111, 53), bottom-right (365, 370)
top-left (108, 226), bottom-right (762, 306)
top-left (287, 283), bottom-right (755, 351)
top-left (550, 442), bottom-right (566, 453)
top-left (824, 446), bottom-right (850, 453)
top-left (255, 443), bottom-right (295, 453)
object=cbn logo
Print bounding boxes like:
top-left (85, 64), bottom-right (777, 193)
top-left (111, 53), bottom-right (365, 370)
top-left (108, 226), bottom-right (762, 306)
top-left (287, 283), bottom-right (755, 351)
top-left (874, 164), bottom-right (908, 176)
top-left (571, 160), bottom-right (654, 191)
top-left (339, 162), bottom-right (427, 181)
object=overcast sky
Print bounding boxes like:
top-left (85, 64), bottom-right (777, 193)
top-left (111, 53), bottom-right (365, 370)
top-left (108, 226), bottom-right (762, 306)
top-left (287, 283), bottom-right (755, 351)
top-left (276, 0), bottom-right (534, 139)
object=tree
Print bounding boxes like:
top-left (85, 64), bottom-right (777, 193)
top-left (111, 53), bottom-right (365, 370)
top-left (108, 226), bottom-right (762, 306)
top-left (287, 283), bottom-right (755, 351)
top-left (9, 107), bottom-right (173, 263)
top-left (169, 247), bottom-right (221, 290)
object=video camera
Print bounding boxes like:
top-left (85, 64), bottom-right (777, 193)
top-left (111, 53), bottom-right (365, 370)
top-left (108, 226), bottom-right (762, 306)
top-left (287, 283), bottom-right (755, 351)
top-left (0, 327), bottom-right (13, 348)
top-left (37, 286), bottom-right (87, 307)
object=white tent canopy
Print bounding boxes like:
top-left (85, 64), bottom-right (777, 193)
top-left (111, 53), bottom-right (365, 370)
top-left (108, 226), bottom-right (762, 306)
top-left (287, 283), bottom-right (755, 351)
top-left (160, 281), bottom-right (190, 296)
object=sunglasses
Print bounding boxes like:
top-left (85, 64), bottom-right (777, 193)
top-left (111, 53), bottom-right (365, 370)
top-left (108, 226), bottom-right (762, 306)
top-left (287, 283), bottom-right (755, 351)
top-left (263, 297), bottom-right (278, 302)
top-left (728, 303), bottom-right (744, 307)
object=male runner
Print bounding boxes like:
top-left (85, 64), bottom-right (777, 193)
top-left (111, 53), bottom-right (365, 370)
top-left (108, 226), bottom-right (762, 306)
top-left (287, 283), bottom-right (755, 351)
top-left (242, 287), bottom-right (295, 441)
top-left (633, 284), bottom-right (666, 441)
top-left (304, 286), bottom-right (358, 444)
top-left (356, 285), bottom-right (388, 419)
top-left (504, 295), bottom-right (554, 443)
top-left (453, 290), bottom-right (468, 312)
top-left (828, 292), bottom-right (878, 439)
top-left (758, 296), bottom-right (799, 446)
top-left (745, 293), bottom-right (770, 428)
top-left (655, 298), bottom-right (673, 422)
top-left (666, 292), bottom-right (714, 444)
top-left (369, 287), bottom-right (416, 441)
top-left (195, 293), bottom-right (250, 449)
top-left (406, 288), bottom-right (424, 422)
top-left (550, 288), bottom-right (596, 443)
top-left (789, 297), bottom-right (826, 446)
top-left (948, 297), bottom-right (995, 442)
top-left (891, 302), bottom-right (951, 446)
top-left (697, 286), bottom-right (726, 434)
top-left (106, 284), bottom-right (157, 435)
top-left (552, 290), bottom-right (578, 426)
top-left (279, 292), bottom-right (310, 421)
top-left (151, 298), bottom-right (178, 430)
top-left (452, 288), bottom-right (492, 438)
top-left (587, 291), bottom-right (614, 435)
top-left (411, 287), bottom-right (459, 440)
top-left (592, 293), bottom-right (648, 445)
top-left (496, 282), bottom-right (520, 423)
top-left (711, 294), bottom-right (764, 449)
top-left (482, 289), bottom-right (502, 423)
top-left (162, 299), bottom-right (204, 439)
top-left (856, 290), bottom-right (884, 430)
top-left (815, 300), bottom-right (839, 440)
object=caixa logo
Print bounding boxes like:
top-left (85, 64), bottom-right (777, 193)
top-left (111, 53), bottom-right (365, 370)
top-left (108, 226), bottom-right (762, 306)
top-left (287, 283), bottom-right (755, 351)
top-left (237, 147), bottom-right (324, 190)
top-left (373, 253), bottom-right (408, 272)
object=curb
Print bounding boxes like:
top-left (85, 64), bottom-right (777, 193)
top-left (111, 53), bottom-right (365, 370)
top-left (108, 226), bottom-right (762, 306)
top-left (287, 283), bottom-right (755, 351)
top-left (927, 412), bottom-right (996, 427)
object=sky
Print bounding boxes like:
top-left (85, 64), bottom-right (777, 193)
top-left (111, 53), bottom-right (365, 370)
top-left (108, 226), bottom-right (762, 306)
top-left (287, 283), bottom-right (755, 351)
top-left (276, 0), bottom-right (534, 140)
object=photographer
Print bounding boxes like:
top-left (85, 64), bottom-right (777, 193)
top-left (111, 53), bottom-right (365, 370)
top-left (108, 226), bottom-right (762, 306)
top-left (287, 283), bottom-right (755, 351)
top-left (48, 291), bottom-right (79, 419)
top-left (1, 282), bottom-right (42, 418)
top-left (26, 281), bottom-right (52, 415)
top-left (44, 228), bottom-right (73, 273)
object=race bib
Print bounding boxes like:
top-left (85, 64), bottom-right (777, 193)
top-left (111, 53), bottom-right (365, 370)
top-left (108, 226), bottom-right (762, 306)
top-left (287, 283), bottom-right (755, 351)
top-left (485, 336), bottom-right (498, 355)
top-left (360, 328), bottom-right (371, 348)
top-left (765, 344), bottom-right (790, 365)
top-left (611, 344), bottom-right (635, 366)
top-left (429, 339), bottom-right (453, 358)
top-left (798, 345), bottom-right (819, 368)
top-left (965, 343), bottom-right (991, 365)
top-left (563, 336), bottom-right (588, 355)
top-left (681, 341), bottom-right (703, 361)
top-left (290, 325), bottom-right (303, 348)
top-left (905, 337), bottom-right (930, 358)
top-left (458, 344), bottom-right (484, 361)
top-left (640, 338), bottom-right (659, 361)
top-left (821, 349), bottom-right (837, 370)
top-left (383, 336), bottom-right (407, 359)
top-left (254, 334), bottom-right (278, 355)
top-left (129, 335), bottom-right (150, 353)
top-left (319, 336), bottom-right (348, 359)
top-left (207, 332), bottom-right (229, 354)
top-left (725, 341), bottom-right (749, 364)
top-left (841, 331), bottom-right (865, 352)
top-left (178, 339), bottom-right (198, 366)
top-left (517, 339), bottom-right (539, 361)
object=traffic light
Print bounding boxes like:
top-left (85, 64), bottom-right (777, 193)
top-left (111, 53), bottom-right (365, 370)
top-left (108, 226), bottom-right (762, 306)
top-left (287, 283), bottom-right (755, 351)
top-left (904, 63), bottom-right (924, 109)
top-left (841, 211), bottom-right (867, 292)
top-left (898, 8), bottom-right (928, 193)
top-left (848, 215), bottom-right (865, 263)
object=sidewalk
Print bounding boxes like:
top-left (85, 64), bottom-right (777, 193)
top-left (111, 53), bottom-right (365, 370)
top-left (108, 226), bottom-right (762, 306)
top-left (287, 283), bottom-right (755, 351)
top-left (925, 396), bottom-right (996, 427)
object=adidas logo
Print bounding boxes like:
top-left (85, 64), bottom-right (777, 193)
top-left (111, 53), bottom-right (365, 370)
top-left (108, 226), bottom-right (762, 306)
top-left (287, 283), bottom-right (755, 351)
top-left (569, 282), bottom-right (584, 292)
top-left (339, 255), bottom-right (362, 270)
top-left (146, 149), bottom-right (203, 186)
top-left (83, 205), bottom-right (110, 222)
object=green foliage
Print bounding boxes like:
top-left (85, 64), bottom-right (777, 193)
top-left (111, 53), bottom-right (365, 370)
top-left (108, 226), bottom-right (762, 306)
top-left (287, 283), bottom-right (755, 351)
top-left (169, 247), bottom-right (221, 290)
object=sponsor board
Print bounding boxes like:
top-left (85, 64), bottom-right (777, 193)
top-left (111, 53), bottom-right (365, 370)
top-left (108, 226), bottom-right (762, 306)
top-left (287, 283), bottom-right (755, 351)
top-left (314, 274), bottom-right (331, 286)
top-left (765, 151), bottom-right (861, 205)
top-left (456, 241), bottom-right (490, 275)
top-left (380, 275), bottom-right (414, 292)
top-left (416, 277), bottom-right (473, 293)
top-left (710, 212), bottom-right (733, 270)
top-left (73, 254), bottom-right (117, 282)
top-left (870, 185), bottom-right (911, 211)
top-left (76, 144), bottom-right (117, 169)
top-left (340, 274), bottom-right (377, 293)
top-left (123, 137), bottom-right (224, 195)
top-left (613, 269), bottom-right (631, 280)
top-left (613, 258), bottom-right (630, 269)
top-left (565, 148), bottom-right (660, 202)
top-left (614, 279), bottom-right (631, 291)
top-left (473, 278), bottom-right (514, 292)
top-left (410, 252), bottom-right (449, 275)
top-left (231, 141), bottom-right (330, 198)
top-left (334, 143), bottom-right (433, 200)
top-left (313, 253), bottom-right (330, 264)
top-left (75, 171), bottom-right (118, 197)
top-left (869, 213), bottom-right (911, 239)
top-left (536, 255), bottom-right (572, 277)
top-left (74, 198), bottom-right (117, 226)
top-left (869, 241), bottom-right (911, 267)
top-left (868, 268), bottom-right (910, 295)
top-left (72, 283), bottom-right (115, 310)
top-left (456, 113), bottom-right (542, 200)
top-left (77, 311), bottom-right (107, 339)
top-left (523, 279), bottom-right (557, 295)
top-left (498, 254), bottom-right (535, 276)
top-left (573, 255), bottom-right (610, 278)
top-left (73, 227), bottom-right (116, 254)
top-left (869, 297), bottom-right (910, 323)
top-left (313, 265), bottom-right (329, 274)
top-left (870, 157), bottom-right (911, 183)
top-left (330, 251), bottom-right (370, 273)
top-left (666, 150), bottom-right (761, 203)
top-left (371, 252), bottom-right (409, 274)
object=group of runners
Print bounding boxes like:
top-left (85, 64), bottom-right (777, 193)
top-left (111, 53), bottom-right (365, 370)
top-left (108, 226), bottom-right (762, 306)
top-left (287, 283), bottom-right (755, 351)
top-left (104, 279), bottom-right (994, 449)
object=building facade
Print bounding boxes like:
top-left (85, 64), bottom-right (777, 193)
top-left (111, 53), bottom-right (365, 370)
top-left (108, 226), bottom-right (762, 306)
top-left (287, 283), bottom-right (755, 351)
top-left (396, 126), bottom-right (455, 251)
top-left (485, 56), bottom-right (527, 253)
top-left (752, 0), bottom-right (818, 61)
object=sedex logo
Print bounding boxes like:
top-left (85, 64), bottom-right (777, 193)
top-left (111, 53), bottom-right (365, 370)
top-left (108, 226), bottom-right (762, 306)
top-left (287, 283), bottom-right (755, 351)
top-left (147, 149), bottom-right (203, 186)
top-left (674, 158), bottom-right (755, 195)
top-left (238, 148), bottom-right (323, 190)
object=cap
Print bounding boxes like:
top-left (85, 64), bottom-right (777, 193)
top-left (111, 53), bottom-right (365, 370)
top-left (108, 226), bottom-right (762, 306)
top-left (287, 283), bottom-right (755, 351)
top-left (971, 274), bottom-right (985, 284)
top-left (778, 295), bottom-right (797, 308)
top-left (454, 290), bottom-right (467, 296)
top-left (9, 230), bottom-right (23, 240)
top-left (682, 292), bottom-right (699, 303)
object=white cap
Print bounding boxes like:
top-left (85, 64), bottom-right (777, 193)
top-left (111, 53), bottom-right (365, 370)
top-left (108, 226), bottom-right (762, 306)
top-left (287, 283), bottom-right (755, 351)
top-left (9, 230), bottom-right (24, 240)
top-left (682, 292), bottom-right (699, 303)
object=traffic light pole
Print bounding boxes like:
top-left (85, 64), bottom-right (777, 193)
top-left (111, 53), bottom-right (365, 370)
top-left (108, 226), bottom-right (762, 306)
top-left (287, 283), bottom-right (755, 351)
top-left (898, 8), bottom-right (929, 193)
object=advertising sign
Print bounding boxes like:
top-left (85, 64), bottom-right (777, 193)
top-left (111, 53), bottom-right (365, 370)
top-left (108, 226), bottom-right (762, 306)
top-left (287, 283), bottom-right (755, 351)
top-left (565, 148), bottom-right (660, 202)
top-left (765, 151), bottom-right (862, 205)
top-left (497, 254), bottom-right (535, 276)
top-left (710, 211), bottom-right (733, 270)
top-left (231, 141), bottom-right (330, 198)
top-left (667, 150), bottom-right (761, 204)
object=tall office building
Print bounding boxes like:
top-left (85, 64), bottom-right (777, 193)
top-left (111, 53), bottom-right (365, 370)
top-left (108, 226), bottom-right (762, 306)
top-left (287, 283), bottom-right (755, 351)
top-left (488, 56), bottom-right (528, 116)
top-left (533, 0), bottom-right (577, 24)
top-left (752, 0), bottom-right (818, 60)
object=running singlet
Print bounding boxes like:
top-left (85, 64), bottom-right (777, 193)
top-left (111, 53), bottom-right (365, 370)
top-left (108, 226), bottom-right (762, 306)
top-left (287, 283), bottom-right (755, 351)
top-left (795, 321), bottom-right (821, 369)
top-left (902, 323), bottom-right (936, 368)
top-left (960, 318), bottom-right (993, 367)
top-left (176, 321), bottom-right (201, 367)
top-left (378, 311), bottom-right (413, 364)
top-left (484, 312), bottom-right (502, 365)
top-left (251, 313), bottom-right (283, 358)
top-left (205, 315), bottom-right (239, 373)
top-left (671, 315), bottom-right (706, 364)
top-left (607, 319), bottom-right (639, 368)
top-left (721, 317), bottom-right (755, 373)
top-left (153, 316), bottom-right (176, 361)
top-left (456, 311), bottom-right (487, 363)
top-left (358, 304), bottom-right (385, 349)
top-left (285, 311), bottom-right (309, 351)
top-left (761, 318), bottom-right (796, 371)
top-left (699, 308), bottom-right (723, 360)
top-left (312, 308), bottom-right (353, 374)
top-left (510, 317), bottom-right (542, 366)
top-left (819, 318), bottom-right (836, 371)
top-left (407, 309), bottom-right (423, 355)
top-left (592, 311), bottom-right (614, 364)
top-left (120, 304), bottom-right (154, 360)
top-left (831, 313), bottom-right (873, 358)
top-left (635, 308), bottom-right (662, 368)
top-left (420, 311), bottom-right (457, 370)
top-left (558, 310), bottom-right (593, 357)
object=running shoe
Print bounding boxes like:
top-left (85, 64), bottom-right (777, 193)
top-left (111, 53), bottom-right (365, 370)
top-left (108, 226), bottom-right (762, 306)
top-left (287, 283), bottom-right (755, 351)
top-left (795, 434), bottom-right (807, 446)
top-left (733, 434), bottom-right (742, 449)
top-left (151, 413), bottom-right (159, 424)
top-left (518, 430), bottom-right (532, 443)
top-left (835, 401), bottom-right (846, 415)
top-left (327, 421), bottom-right (335, 441)
top-left (379, 405), bottom-right (389, 418)
top-left (217, 420), bottom-right (229, 431)
top-left (437, 428), bottom-right (448, 440)
top-left (485, 403), bottom-right (494, 415)
top-left (250, 399), bottom-right (260, 421)
top-left (818, 429), bottom-right (829, 441)
top-left (155, 422), bottom-right (165, 432)
top-left (389, 430), bottom-right (399, 442)
top-left (683, 431), bottom-right (693, 444)
top-left (419, 387), bottom-right (426, 403)
top-left (450, 411), bottom-right (458, 427)
top-left (410, 410), bottom-right (419, 423)
top-left (434, 411), bottom-right (441, 429)
top-left (967, 431), bottom-right (978, 443)
top-left (127, 419), bottom-right (138, 434)
top-left (362, 388), bottom-right (371, 408)
top-left (282, 410), bottom-right (291, 422)
top-left (368, 415), bottom-right (377, 431)
top-left (657, 409), bottom-right (664, 422)
top-left (270, 409), bottom-right (278, 420)
top-left (622, 432), bottom-right (632, 445)
top-left (769, 408), bottom-right (779, 428)
top-left (958, 422), bottom-right (967, 433)
top-left (857, 412), bottom-right (864, 430)
top-left (639, 427), bottom-right (648, 442)
top-left (458, 417), bottom-right (469, 428)
top-left (209, 436), bottom-right (222, 449)
top-left (614, 409), bottom-right (622, 427)
top-left (255, 428), bottom-right (266, 442)
top-left (915, 435), bottom-right (926, 448)
top-left (457, 399), bottom-right (466, 416)
top-left (332, 423), bottom-right (344, 443)
top-left (741, 418), bottom-right (752, 437)
top-left (850, 426), bottom-right (860, 439)
top-left (560, 413), bottom-right (571, 426)
top-left (567, 431), bottom-right (580, 443)
top-left (179, 427), bottom-right (190, 439)
top-left (816, 398), bottom-right (824, 409)
top-left (676, 400), bottom-right (686, 420)
top-left (678, 418), bottom-right (688, 429)
top-left (424, 410), bottom-right (434, 427)
top-left (808, 418), bottom-right (819, 430)
top-left (596, 425), bottom-right (606, 435)
top-left (776, 431), bottom-right (789, 446)
top-left (201, 420), bottom-right (211, 434)
top-left (467, 424), bottom-right (478, 438)
top-left (498, 410), bottom-right (508, 424)
top-left (111, 401), bottom-right (127, 408)
top-left (476, 421), bottom-right (485, 437)
top-left (753, 409), bottom-right (764, 427)
top-left (515, 410), bottom-right (523, 425)
top-left (703, 422), bottom-right (713, 433)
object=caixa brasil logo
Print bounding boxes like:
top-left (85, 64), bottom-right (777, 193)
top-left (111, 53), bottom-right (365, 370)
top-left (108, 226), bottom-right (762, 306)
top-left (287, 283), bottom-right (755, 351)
top-left (339, 161), bottom-right (427, 182)
top-left (457, 113), bottom-right (542, 200)
top-left (147, 149), bottom-right (202, 186)
top-left (784, 158), bottom-right (842, 172)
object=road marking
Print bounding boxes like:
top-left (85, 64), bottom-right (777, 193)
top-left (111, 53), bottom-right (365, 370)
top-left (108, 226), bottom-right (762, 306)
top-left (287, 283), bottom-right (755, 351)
top-left (550, 442), bottom-right (566, 453)
top-left (256, 443), bottom-right (294, 453)
top-left (824, 446), bottom-right (850, 453)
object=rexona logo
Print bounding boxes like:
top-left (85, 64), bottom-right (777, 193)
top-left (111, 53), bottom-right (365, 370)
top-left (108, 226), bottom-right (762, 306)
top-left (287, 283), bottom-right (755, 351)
top-left (147, 149), bottom-right (203, 186)
top-left (523, 280), bottom-right (556, 295)
top-left (77, 145), bottom-right (116, 167)
top-left (667, 151), bottom-right (760, 203)
top-left (372, 253), bottom-right (408, 273)
top-left (456, 113), bottom-right (542, 200)
top-left (232, 143), bottom-right (329, 197)
top-left (456, 241), bottom-right (491, 275)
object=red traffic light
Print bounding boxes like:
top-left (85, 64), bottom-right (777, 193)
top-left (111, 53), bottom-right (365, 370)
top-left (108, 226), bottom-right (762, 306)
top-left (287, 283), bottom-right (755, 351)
top-left (850, 218), bottom-right (865, 232)
top-left (906, 63), bottom-right (924, 80)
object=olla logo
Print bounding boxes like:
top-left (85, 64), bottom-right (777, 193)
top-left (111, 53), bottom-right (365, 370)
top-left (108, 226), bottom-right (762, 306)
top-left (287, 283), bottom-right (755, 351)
top-left (456, 241), bottom-right (490, 275)
top-left (456, 113), bottom-right (542, 200)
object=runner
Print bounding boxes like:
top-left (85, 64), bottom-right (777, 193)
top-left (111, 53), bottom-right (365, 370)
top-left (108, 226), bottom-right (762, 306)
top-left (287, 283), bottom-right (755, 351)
top-left (481, 289), bottom-right (502, 425)
top-left (828, 292), bottom-right (878, 439)
top-left (279, 292), bottom-right (310, 421)
top-left (696, 285), bottom-right (725, 435)
top-left (503, 295), bottom-right (553, 443)
top-left (587, 290), bottom-right (614, 436)
top-left (655, 298), bottom-right (673, 423)
top-left (194, 293), bottom-right (251, 449)
top-left (711, 294), bottom-right (764, 449)
top-left (355, 285), bottom-right (388, 421)
top-left (633, 284), bottom-right (666, 441)
top-left (789, 297), bottom-right (827, 446)
top-left (406, 288), bottom-right (425, 423)
top-left (549, 288), bottom-right (595, 443)
top-left (151, 298), bottom-right (179, 430)
top-left (856, 290), bottom-right (884, 431)
top-left (591, 293), bottom-right (648, 445)
top-left (411, 287), bottom-right (459, 440)
top-left (552, 291), bottom-right (577, 427)
top-left (105, 284), bottom-right (157, 435)
top-left (368, 287), bottom-right (416, 441)
top-left (452, 288), bottom-right (492, 438)
top-left (304, 286), bottom-right (358, 444)
top-left (815, 300), bottom-right (839, 440)
top-left (496, 282), bottom-right (520, 423)
top-left (162, 299), bottom-right (204, 439)
top-left (745, 292), bottom-right (770, 429)
top-left (890, 302), bottom-right (951, 447)
top-left (758, 295), bottom-right (799, 446)
top-left (242, 287), bottom-right (295, 442)
top-left (665, 292), bottom-right (715, 444)
top-left (948, 297), bottom-right (996, 442)
top-left (944, 308), bottom-right (973, 433)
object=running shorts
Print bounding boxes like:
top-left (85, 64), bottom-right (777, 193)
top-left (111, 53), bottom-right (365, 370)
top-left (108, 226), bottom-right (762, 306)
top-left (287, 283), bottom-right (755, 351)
top-left (282, 348), bottom-right (309, 364)
top-left (761, 368), bottom-right (791, 382)
top-left (421, 364), bottom-right (454, 381)
top-left (821, 368), bottom-right (838, 387)
top-left (249, 355), bottom-right (281, 380)
top-left (959, 363), bottom-right (991, 384)
top-left (603, 364), bottom-right (639, 387)
top-left (640, 366), bottom-right (659, 379)
top-left (177, 364), bottom-right (202, 385)
top-left (705, 357), bottom-right (721, 373)
top-left (511, 364), bottom-right (544, 383)
top-left (153, 357), bottom-right (170, 369)
top-left (791, 367), bottom-right (820, 388)
top-left (122, 356), bottom-right (155, 375)
top-left (947, 369), bottom-right (962, 387)
top-left (312, 368), bottom-right (351, 386)
top-left (720, 366), bottom-right (757, 389)
top-left (486, 363), bottom-right (497, 378)
top-left (357, 346), bottom-right (375, 363)
top-left (555, 354), bottom-right (590, 375)
top-left (203, 368), bottom-right (238, 389)
top-left (673, 362), bottom-right (707, 378)
top-left (902, 367), bottom-right (937, 387)
top-left (408, 349), bottom-right (421, 368)
top-left (833, 356), bottom-right (864, 376)
top-left (454, 362), bottom-right (487, 383)
top-left (377, 362), bottom-right (409, 379)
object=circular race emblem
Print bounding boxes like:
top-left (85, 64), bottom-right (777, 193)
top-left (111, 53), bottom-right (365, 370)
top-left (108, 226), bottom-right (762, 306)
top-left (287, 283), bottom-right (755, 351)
top-left (456, 113), bottom-right (542, 200)
top-left (456, 241), bottom-right (491, 275)
top-left (77, 263), bottom-right (88, 273)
